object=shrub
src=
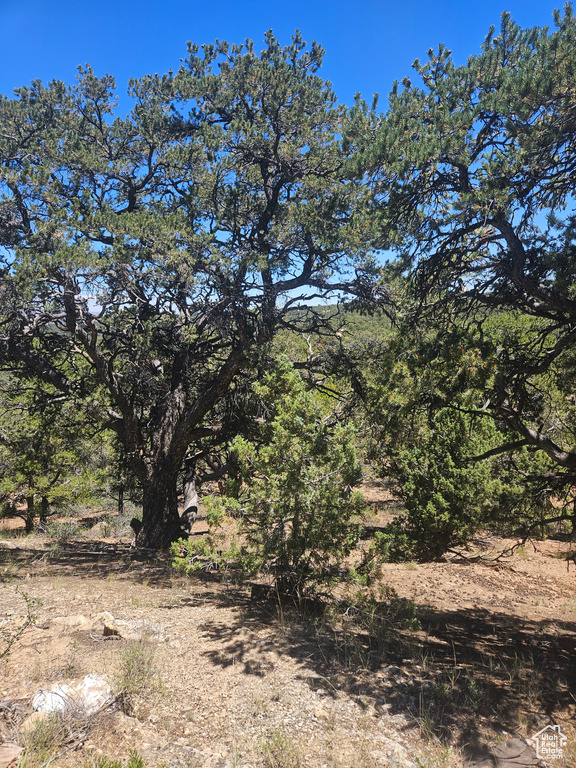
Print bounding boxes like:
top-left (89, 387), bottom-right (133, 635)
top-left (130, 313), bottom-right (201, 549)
top-left (381, 409), bottom-right (505, 561)
top-left (113, 640), bottom-right (158, 715)
top-left (45, 520), bottom-right (80, 542)
top-left (0, 585), bottom-right (41, 660)
top-left (19, 713), bottom-right (70, 768)
top-left (173, 358), bottom-right (366, 595)
top-left (260, 730), bottom-right (302, 768)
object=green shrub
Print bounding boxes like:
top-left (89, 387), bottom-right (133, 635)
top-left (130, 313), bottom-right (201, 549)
top-left (381, 409), bottom-right (504, 561)
top-left (173, 358), bottom-right (366, 595)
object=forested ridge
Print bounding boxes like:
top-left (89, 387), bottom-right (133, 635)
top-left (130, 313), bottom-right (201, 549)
top-left (2, 6), bottom-right (576, 580)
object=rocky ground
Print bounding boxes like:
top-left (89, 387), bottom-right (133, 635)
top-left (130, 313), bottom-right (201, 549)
top-left (0, 501), bottom-right (575, 768)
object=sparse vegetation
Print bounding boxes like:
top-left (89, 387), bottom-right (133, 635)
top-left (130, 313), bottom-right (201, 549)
top-left (0, 584), bottom-right (41, 660)
top-left (260, 730), bottom-right (302, 768)
top-left (80, 751), bottom-right (146, 768)
top-left (113, 640), bottom-right (160, 716)
top-left (18, 713), bottom-right (70, 768)
top-left (18, 705), bottom-right (93, 768)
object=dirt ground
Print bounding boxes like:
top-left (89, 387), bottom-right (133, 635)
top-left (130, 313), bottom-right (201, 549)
top-left (0, 495), bottom-right (575, 768)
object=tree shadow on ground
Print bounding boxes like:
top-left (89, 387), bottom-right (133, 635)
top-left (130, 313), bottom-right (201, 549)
top-left (1, 538), bottom-right (575, 759)
top-left (197, 587), bottom-right (576, 757)
top-left (0, 539), bottom-right (175, 586)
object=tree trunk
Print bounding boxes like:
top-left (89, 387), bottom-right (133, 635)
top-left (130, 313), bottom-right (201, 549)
top-left (24, 495), bottom-right (35, 533)
top-left (39, 496), bottom-right (49, 525)
top-left (136, 470), bottom-right (184, 549)
top-left (181, 459), bottom-right (198, 533)
top-left (117, 484), bottom-right (124, 516)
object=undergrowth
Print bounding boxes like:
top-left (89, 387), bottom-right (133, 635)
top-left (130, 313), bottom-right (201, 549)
top-left (0, 584), bottom-right (41, 660)
top-left (113, 639), bottom-right (160, 716)
top-left (81, 751), bottom-right (146, 768)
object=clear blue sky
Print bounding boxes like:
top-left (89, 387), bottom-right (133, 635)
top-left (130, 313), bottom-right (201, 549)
top-left (0, 0), bottom-right (564, 108)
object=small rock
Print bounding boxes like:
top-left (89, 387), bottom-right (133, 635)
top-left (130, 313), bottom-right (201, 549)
top-left (492, 738), bottom-right (538, 767)
top-left (373, 736), bottom-right (412, 767)
top-left (0, 742), bottom-right (23, 768)
top-left (114, 712), bottom-right (140, 733)
top-left (90, 521), bottom-right (109, 537)
top-left (102, 617), bottom-right (166, 642)
top-left (91, 611), bottom-right (115, 631)
top-left (20, 711), bottom-right (48, 736)
top-left (465, 738), bottom-right (538, 768)
top-left (50, 614), bottom-right (93, 632)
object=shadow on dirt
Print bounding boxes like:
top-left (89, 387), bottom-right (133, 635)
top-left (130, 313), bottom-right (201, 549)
top-left (0, 540), bottom-right (174, 586)
top-left (196, 584), bottom-right (576, 755)
top-left (1, 537), bottom-right (575, 758)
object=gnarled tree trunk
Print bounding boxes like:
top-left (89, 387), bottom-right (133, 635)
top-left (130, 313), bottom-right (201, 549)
top-left (136, 468), bottom-right (184, 549)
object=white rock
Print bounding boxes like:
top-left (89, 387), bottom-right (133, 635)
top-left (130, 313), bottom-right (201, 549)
top-left (32, 674), bottom-right (113, 715)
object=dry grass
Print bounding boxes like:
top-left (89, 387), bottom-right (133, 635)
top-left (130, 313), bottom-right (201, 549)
top-left (260, 729), bottom-right (302, 768)
top-left (112, 640), bottom-right (160, 717)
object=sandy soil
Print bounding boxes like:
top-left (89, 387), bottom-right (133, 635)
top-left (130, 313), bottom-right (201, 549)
top-left (0, 502), bottom-right (575, 768)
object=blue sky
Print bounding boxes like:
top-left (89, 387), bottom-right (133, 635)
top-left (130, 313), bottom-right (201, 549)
top-left (0, 0), bottom-right (563, 109)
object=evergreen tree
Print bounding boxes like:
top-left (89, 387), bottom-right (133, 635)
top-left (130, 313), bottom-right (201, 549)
top-left (0, 374), bottom-right (110, 530)
top-left (0, 33), bottom-right (385, 547)
top-left (174, 358), bottom-right (366, 594)
top-left (361, 6), bottom-right (576, 517)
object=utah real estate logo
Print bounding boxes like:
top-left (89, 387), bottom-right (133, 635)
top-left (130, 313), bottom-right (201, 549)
top-left (530, 724), bottom-right (567, 760)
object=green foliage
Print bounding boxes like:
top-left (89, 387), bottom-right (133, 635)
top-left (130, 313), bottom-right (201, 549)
top-left (4, 9), bottom-right (576, 556)
top-left (0, 32), bottom-right (384, 548)
top-left (0, 373), bottom-right (112, 530)
top-left (0, 585), bottom-right (42, 660)
top-left (174, 358), bottom-right (366, 594)
top-left (364, 319), bottom-right (560, 559)
top-left (231, 359), bottom-right (365, 593)
top-left (171, 534), bottom-right (240, 574)
top-left (379, 409), bottom-right (505, 560)
top-left (362, 6), bottom-right (576, 511)
top-left (82, 753), bottom-right (145, 768)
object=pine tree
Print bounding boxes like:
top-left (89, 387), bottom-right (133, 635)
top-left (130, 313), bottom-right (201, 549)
top-left (0, 33), bottom-right (385, 547)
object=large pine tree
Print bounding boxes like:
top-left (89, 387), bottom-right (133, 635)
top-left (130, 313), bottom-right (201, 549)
top-left (0, 33), bottom-right (383, 547)
top-left (362, 6), bottom-right (576, 498)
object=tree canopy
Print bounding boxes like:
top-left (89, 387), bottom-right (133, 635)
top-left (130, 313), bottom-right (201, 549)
top-left (2, 10), bottom-right (576, 557)
top-left (0, 32), bottom-right (385, 547)
top-left (362, 5), bottom-right (576, 496)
